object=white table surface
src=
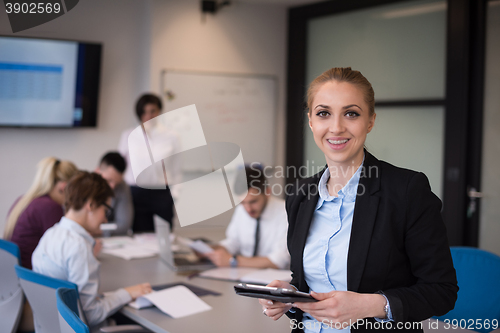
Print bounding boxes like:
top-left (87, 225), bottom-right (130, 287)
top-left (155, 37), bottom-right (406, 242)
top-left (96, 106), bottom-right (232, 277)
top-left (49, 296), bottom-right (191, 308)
top-left (98, 253), bottom-right (292, 333)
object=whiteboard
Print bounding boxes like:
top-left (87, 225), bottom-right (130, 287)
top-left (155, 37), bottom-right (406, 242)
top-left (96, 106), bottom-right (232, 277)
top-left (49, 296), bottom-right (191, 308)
top-left (161, 70), bottom-right (277, 170)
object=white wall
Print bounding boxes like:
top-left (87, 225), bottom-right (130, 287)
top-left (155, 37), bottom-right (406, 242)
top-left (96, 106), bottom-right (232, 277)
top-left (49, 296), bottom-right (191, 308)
top-left (0, 0), bottom-right (287, 234)
top-left (149, 0), bottom-right (286, 171)
top-left (149, 0), bottom-right (287, 228)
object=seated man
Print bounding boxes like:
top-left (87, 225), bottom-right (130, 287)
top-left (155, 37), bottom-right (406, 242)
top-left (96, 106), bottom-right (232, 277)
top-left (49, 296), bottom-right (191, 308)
top-left (95, 152), bottom-right (133, 236)
top-left (206, 165), bottom-right (290, 269)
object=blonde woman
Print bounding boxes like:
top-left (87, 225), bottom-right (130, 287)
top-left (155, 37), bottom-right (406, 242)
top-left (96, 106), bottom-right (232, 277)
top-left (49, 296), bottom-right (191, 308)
top-left (260, 68), bottom-right (457, 333)
top-left (5, 157), bottom-right (78, 269)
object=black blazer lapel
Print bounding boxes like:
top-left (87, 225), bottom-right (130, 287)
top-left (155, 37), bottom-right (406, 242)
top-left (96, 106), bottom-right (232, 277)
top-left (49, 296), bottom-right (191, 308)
top-left (347, 152), bottom-right (381, 292)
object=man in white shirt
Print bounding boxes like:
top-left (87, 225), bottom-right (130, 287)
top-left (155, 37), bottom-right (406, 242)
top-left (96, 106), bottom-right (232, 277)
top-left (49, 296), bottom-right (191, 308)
top-left (206, 165), bottom-right (290, 269)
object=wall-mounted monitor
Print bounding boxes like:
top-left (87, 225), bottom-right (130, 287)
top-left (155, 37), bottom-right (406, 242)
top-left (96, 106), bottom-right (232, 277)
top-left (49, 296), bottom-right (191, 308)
top-left (0, 36), bottom-right (102, 128)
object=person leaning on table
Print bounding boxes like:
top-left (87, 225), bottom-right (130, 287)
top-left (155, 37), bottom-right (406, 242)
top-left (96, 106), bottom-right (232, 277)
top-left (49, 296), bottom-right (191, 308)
top-left (205, 164), bottom-right (290, 269)
top-left (259, 67), bottom-right (458, 333)
top-left (32, 171), bottom-right (152, 331)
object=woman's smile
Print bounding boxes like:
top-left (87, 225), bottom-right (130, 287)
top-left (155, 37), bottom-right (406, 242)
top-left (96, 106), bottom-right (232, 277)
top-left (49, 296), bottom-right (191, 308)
top-left (309, 80), bottom-right (375, 169)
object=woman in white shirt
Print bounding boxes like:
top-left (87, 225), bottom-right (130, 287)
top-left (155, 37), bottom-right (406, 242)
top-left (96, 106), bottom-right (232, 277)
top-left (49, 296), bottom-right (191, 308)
top-left (32, 171), bottom-right (152, 330)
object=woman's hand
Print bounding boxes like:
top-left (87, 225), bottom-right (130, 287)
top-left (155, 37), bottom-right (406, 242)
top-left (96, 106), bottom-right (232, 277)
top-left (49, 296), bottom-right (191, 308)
top-left (293, 291), bottom-right (386, 328)
top-left (259, 280), bottom-right (294, 321)
top-left (124, 282), bottom-right (153, 300)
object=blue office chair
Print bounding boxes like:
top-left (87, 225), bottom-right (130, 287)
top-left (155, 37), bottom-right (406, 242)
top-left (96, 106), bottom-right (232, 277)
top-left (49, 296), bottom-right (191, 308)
top-left (16, 265), bottom-right (148, 333)
top-left (57, 288), bottom-right (90, 333)
top-left (15, 265), bottom-right (82, 333)
top-left (0, 240), bottom-right (24, 333)
top-left (435, 247), bottom-right (500, 333)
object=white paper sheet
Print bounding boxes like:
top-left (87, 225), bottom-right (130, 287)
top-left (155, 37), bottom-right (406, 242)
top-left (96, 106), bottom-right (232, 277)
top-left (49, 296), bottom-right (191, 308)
top-left (129, 297), bottom-right (153, 309)
top-left (101, 245), bottom-right (158, 260)
top-left (198, 267), bottom-right (261, 281)
top-left (240, 269), bottom-right (292, 285)
top-left (101, 236), bottom-right (135, 249)
top-left (129, 286), bottom-right (212, 318)
top-left (198, 267), bottom-right (292, 284)
top-left (101, 235), bottom-right (159, 259)
top-left (189, 240), bottom-right (214, 254)
top-left (100, 223), bottom-right (118, 231)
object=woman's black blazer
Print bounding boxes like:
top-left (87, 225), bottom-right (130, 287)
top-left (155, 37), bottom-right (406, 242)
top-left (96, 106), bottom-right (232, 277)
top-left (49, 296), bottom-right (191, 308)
top-left (286, 152), bottom-right (458, 332)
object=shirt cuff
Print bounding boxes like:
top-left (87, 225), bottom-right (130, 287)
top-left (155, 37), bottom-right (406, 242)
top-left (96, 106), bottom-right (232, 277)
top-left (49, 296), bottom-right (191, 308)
top-left (105, 288), bottom-right (133, 305)
top-left (374, 293), bottom-right (393, 322)
top-left (218, 239), bottom-right (237, 255)
top-left (266, 250), bottom-right (290, 270)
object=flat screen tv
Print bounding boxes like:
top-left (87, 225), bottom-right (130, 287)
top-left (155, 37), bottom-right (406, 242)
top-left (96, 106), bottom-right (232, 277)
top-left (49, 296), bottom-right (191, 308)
top-left (0, 36), bottom-right (102, 127)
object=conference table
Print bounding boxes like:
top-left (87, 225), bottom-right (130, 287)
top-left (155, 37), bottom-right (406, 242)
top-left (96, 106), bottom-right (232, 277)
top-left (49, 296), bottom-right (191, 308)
top-left (98, 253), bottom-right (291, 333)
top-left (98, 253), bottom-right (498, 333)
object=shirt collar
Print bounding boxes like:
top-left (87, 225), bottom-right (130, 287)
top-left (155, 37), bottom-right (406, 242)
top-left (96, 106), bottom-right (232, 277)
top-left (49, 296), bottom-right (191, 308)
top-left (58, 216), bottom-right (95, 246)
top-left (256, 196), bottom-right (274, 222)
top-left (316, 155), bottom-right (365, 209)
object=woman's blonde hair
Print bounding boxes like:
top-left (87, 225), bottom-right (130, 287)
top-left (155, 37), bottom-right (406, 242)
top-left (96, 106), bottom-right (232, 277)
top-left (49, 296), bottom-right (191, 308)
top-left (306, 67), bottom-right (375, 116)
top-left (4, 157), bottom-right (78, 239)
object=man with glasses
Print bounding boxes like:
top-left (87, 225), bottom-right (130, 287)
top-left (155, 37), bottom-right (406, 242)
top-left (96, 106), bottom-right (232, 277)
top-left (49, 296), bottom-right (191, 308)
top-left (94, 152), bottom-right (133, 236)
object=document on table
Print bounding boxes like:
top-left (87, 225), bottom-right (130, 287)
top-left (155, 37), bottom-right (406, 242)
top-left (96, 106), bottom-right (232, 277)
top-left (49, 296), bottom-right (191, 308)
top-left (100, 223), bottom-right (117, 231)
top-left (239, 268), bottom-right (292, 285)
top-left (176, 236), bottom-right (213, 254)
top-left (101, 236), bottom-right (135, 249)
top-left (129, 285), bottom-right (212, 318)
top-left (198, 267), bottom-right (292, 284)
top-left (101, 235), bottom-right (159, 260)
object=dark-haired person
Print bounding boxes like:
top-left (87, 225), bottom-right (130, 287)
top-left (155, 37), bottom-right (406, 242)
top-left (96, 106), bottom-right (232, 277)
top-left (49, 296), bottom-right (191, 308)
top-left (95, 152), bottom-right (133, 236)
top-left (32, 172), bottom-right (152, 331)
top-left (118, 93), bottom-right (181, 232)
top-left (259, 68), bottom-right (457, 333)
top-left (205, 165), bottom-right (290, 269)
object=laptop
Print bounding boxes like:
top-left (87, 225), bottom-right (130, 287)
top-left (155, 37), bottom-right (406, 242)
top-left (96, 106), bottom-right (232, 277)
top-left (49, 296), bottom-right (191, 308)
top-left (154, 215), bottom-right (215, 272)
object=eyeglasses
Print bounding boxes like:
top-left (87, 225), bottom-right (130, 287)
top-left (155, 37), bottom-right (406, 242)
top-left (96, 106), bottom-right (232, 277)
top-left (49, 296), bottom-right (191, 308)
top-left (102, 202), bottom-right (115, 221)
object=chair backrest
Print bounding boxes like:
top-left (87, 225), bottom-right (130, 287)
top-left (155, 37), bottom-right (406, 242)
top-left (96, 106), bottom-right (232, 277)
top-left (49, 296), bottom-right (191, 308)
top-left (435, 247), bottom-right (500, 333)
top-left (0, 239), bottom-right (24, 333)
top-left (15, 265), bottom-right (79, 333)
top-left (56, 288), bottom-right (89, 333)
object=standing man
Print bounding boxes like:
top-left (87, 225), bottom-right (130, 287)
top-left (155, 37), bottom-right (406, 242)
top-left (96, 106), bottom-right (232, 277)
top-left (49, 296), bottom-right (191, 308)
top-left (206, 165), bottom-right (290, 269)
top-left (95, 152), bottom-right (133, 236)
top-left (118, 93), bottom-right (180, 232)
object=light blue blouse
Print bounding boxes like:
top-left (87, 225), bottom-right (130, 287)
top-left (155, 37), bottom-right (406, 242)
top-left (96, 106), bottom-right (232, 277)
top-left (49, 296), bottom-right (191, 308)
top-left (301, 161), bottom-right (362, 333)
top-left (300, 157), bottom-right (392, 333)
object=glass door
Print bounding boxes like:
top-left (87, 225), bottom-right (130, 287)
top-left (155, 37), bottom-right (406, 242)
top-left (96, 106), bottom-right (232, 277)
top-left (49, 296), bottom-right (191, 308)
top-left (479, 0), bottom-right (500, 255)
top-left (303, 0), bottom-right (447, 197)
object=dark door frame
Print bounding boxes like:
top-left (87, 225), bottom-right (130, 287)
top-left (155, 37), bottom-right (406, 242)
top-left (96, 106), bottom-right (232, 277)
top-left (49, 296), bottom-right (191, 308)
top-left (285, 0), bottom-right (487, 246)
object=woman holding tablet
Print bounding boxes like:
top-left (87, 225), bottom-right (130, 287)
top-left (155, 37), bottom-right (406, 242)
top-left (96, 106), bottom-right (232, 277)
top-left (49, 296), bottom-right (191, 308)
top-left (259, 68), bottom-right (457, 332)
